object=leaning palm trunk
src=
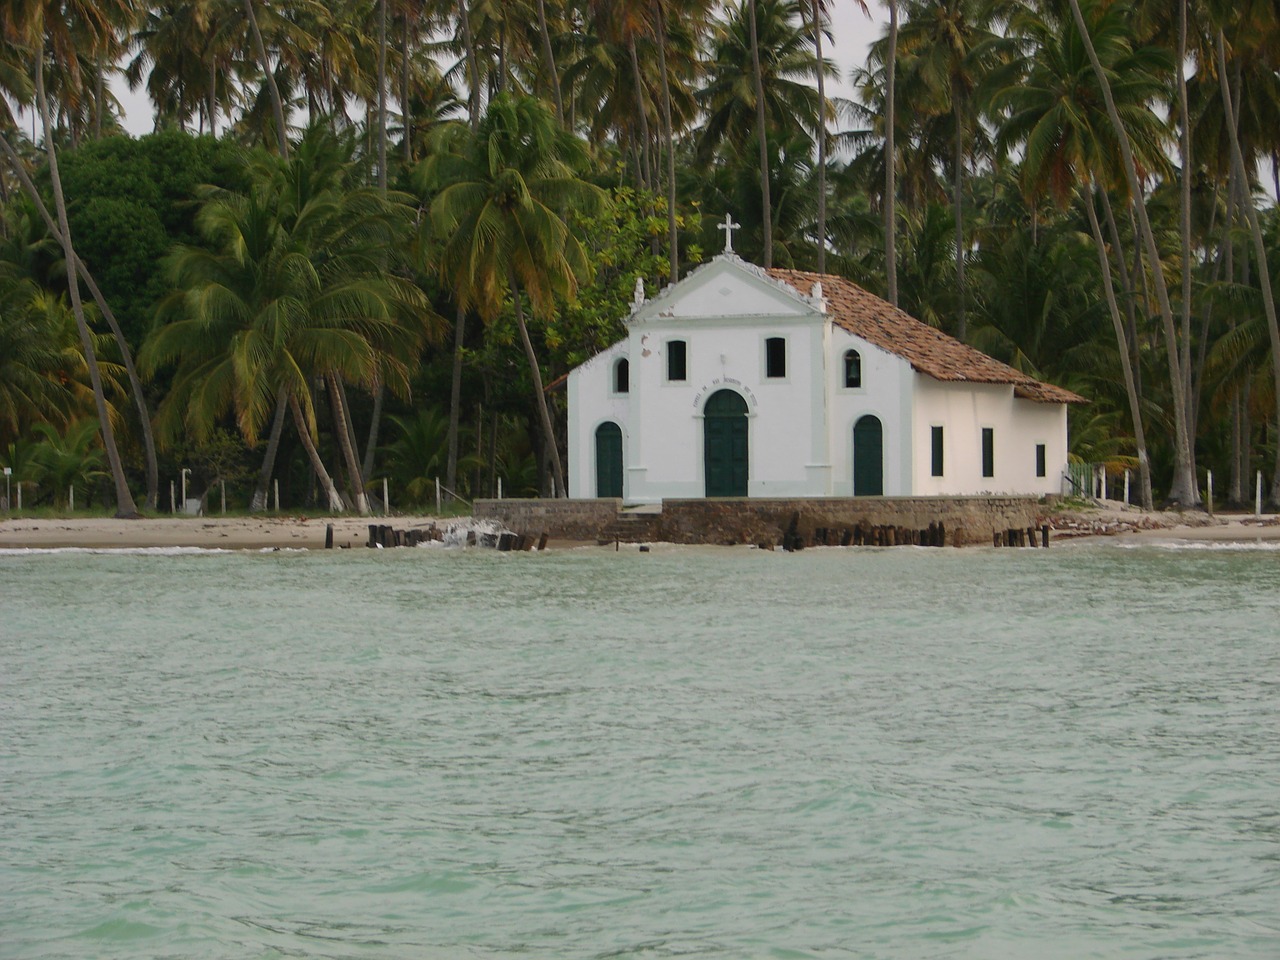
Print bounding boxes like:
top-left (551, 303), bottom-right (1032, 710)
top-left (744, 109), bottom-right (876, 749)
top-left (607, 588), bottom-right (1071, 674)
top-left (653, 1), bottom-right (679, 283)
top-left (1085, 184), bottom-right (1153, 510)
top-left (244, 0), bottom-right (290, 157)
top-left (376, 0), bottom-right (388, 191)
top-left (327, 374), bottom-right (370, 515)
top-left (290, 394), bottom-right (344, 511)
top-left (885, 0), bottom-right (899, 306)
top-left (1216, 31), bottom-right (1280, 507)
top-left (1, 137), bottom-right (158, 509)
top-left (748, 0), bottom-right (772, 267)
top-left (445, 304), bottom-right (466, 493)
top-left (952, 94), bottom-right (967, 341)
top-left (510, 271), bottom-right (566, 497)
top-left (627, 35), bottom-right (653, 191)
top-left (535, 0), bottom-right (564, 124)
top-left (251, 393), bottom-right (289, 511)
top-left (1066, 0), bottom-right (1198, 505)
top-left (34, 44), bottom-right (139, 518)
top-left (810, 0), bottom-right (827, 275)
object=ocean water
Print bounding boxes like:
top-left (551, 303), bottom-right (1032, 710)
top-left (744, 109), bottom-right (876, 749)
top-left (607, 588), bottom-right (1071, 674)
top-left (1, 539), bottom-right (1278, 959)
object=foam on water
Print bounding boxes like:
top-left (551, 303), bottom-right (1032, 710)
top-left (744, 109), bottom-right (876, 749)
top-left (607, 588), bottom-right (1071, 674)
top-left (2, 543), bottom-right (1278, 959)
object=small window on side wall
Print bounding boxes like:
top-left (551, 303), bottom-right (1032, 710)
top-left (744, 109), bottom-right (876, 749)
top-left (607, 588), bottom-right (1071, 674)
top-left (844, 349), bottom-right (862, 388)
top-left (982, 428), bottom-right (994, 478)
top-left (1035, 443), bottom-right (1046, 478)
top-left (765, 337), bottom-right (786, 378)
top-left (931, 426), bottom-right (944, 477)
top-left (614, 358), bottom-right (629, 394)
top-left (667, 340), bottom-right (687, 381)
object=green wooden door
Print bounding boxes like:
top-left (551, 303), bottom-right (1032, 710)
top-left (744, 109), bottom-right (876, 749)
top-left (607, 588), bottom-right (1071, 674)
top-left (595, 422), bottom-right (623, 497)
top-left (704, 390), bottom-right (748, 497)
top-left (853, 415), bottom-right (883, 495)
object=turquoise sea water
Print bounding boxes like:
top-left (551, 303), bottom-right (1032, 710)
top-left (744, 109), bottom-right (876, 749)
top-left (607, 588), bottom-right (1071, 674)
top-left (2, 540), bottom-right (1278, 959)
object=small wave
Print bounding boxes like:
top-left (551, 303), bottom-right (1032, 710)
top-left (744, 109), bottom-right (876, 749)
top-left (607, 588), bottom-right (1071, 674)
top-left (1112, 538), bottom-right (1280, 552)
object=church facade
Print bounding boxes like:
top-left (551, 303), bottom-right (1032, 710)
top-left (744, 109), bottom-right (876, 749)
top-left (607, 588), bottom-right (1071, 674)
top-left (566, 250), bottom-right (1084, 503)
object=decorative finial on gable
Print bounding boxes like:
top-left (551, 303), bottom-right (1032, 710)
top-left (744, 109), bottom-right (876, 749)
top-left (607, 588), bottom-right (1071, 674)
top-left (632, 276), bottom-right (645, 309)
top-left (810, 281), bottom-right (827, 313)
top-left (717, 212), bottom-right (741, 253)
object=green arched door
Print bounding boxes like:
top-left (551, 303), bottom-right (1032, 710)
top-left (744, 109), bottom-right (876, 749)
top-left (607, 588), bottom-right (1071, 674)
top-left (704, 390), bottom-right (748, 497)
top-left (853, 415), bottom-right (883, 495)
top-left (595, 422), bottom-right (624, 498)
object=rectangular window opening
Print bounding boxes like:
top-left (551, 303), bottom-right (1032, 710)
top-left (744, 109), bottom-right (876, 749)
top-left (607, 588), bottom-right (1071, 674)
top-left (982, 428), bottom-right (995, 478)
top-left (1035, 443), bottom-right (1046, 478)
top-left (765, 337), bottom-right (786, 378)
top-left (931, 426), bottom-right (944, 477)
top-left (667, 340), bottom-right (687, 381)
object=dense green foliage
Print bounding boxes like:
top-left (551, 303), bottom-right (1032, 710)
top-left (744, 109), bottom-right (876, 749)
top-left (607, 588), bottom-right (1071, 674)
top-left (1, 0), bottom-right (1278, 512)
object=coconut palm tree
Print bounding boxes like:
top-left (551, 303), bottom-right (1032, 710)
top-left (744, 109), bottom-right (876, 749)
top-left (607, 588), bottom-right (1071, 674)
top-left (420, 95), bottom-right (608, 496)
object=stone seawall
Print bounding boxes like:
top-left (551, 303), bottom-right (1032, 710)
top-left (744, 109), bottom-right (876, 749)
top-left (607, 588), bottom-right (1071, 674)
top-left (475, 497), bottom-right (1046, 547)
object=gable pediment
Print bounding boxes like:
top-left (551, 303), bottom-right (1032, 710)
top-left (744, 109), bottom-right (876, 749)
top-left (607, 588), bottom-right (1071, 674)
top-left (630, 255), bottom-right (821, 325)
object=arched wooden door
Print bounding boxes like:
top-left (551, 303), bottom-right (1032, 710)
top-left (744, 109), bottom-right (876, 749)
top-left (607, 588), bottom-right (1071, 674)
top-left (704, 390), bottom-right (748, 497)
top-left (853, 415), bottom-right (883, 496)
top-left (595, 422), bottom-right (623, 498)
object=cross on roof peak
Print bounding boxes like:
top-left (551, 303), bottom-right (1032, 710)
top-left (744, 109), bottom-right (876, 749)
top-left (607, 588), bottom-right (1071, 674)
top-left (717, 213), bottom-right (741, 253)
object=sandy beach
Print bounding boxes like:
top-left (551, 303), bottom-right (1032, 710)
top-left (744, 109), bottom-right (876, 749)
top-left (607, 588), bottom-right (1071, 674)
top-left (1, 504), bottom-right (1278, 551)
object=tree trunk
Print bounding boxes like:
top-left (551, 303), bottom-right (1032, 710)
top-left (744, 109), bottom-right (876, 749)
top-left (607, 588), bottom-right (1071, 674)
top-left (401, 16), bottom-right (411, 164)
top-left (1, 137), bottom-right (159, 509)
top-left (244, 0), bottom-right (290, 157)
top-left (460, 0), bottom-right (481, 130)
top-left (377, 0), bottom-right (388, 192)
top-left (536, 0), bottom-right (564, 124)
top-left (34, 43), bottom-right (139, 518)
top-left (327, 375), bottom-right (370, 514)
top-left (290, 394), bottom-right (344, 511)
top-left (251, 392), bottom-right (289, 511)
top-left (509, 272), bottom-right (566, 497)
top-left (653, 1), bottom-right (679, 284)
top-left (952, 92), bottom-right (966, 341)
top-left (748, 0), bottom-right (772, 267)
top-left (1085, 184), bottom-right (1153, 509)
top-left (811, 0), bottom-right (826, 275)
top-left (885, 0), bottom-right (898, 306)
top-left (627, 35), bottom-right (653, 191)
top-left (445, 304), bottom-right (466, 493)
top-left (362, 383), bottom-right (384, 484)
top-left (1066, 0), bottom-right (1198, 505)
top-left (1216, 31), bottom-right (1280, 507)
top-left (1177, 0), bottom-right (1195, 458)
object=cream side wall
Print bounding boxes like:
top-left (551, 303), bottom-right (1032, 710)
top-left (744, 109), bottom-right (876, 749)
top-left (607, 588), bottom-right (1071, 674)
top-left (911, 377), bottom-right (1067, 496)
top-left (826, 327), bottom-right (915, 496)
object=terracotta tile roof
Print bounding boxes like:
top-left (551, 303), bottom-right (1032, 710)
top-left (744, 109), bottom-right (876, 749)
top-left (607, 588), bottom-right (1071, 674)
top-left (769, 267), bottom-right (1087, 404)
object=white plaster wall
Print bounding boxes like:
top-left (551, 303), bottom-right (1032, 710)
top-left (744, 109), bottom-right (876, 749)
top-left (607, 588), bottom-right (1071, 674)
top-left (567, 342), bottom-right (630, 498)
top-left (911, 377), bottom-right (1068, 496)
top-left (826, 328), bottom-right (916, 496)
top-left (625, 315), bottom-right (826, 501)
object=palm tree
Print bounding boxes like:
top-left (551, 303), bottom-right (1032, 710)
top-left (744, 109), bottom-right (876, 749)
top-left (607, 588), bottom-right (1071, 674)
top-left (421, 95), bottom-right (608, 496)
top-left (4, 0), bottom-right (141, 516)
top-left (1063, 0), bottom-right (1199, 505)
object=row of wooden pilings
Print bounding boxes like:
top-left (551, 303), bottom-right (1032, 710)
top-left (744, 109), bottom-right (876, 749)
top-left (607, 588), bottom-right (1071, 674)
top-left (781, 513), bottom-right (948, 552)
top-left (322, 524), bottom-right (549, 550)
top-left (995, 526), bottom-right (1051, 548)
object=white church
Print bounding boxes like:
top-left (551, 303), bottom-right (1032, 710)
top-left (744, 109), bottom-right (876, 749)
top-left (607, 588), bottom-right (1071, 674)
top-left (566, 223), bottom-right (1084, 503)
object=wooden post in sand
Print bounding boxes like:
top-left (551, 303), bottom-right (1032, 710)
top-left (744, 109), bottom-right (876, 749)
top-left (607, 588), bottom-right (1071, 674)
top-left (273, 479), bottom-right (280, 512)
top-left (69, 485), bottom-right (74, 511)
top-left (435, 477), bottom-right (441, 514)
top-left (383, 478), bottom-right (389, 516)
top-left (1207, 470), bottom-right (1214, 517)
top-left (1124, 470), bottom-right (1130, 505)
top-left (325, 524), bottom-right (334, 549)
top-left (170, 480), bottom-right (175, 514)
top-left (1258, 471), bottom-right (1264, 517)
top-left (220, 480), bottom-right (226, 515)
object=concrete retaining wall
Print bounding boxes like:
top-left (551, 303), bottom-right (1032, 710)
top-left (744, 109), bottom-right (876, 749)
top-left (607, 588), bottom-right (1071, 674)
top-left (476, 496), bottom-right (1045, 547)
